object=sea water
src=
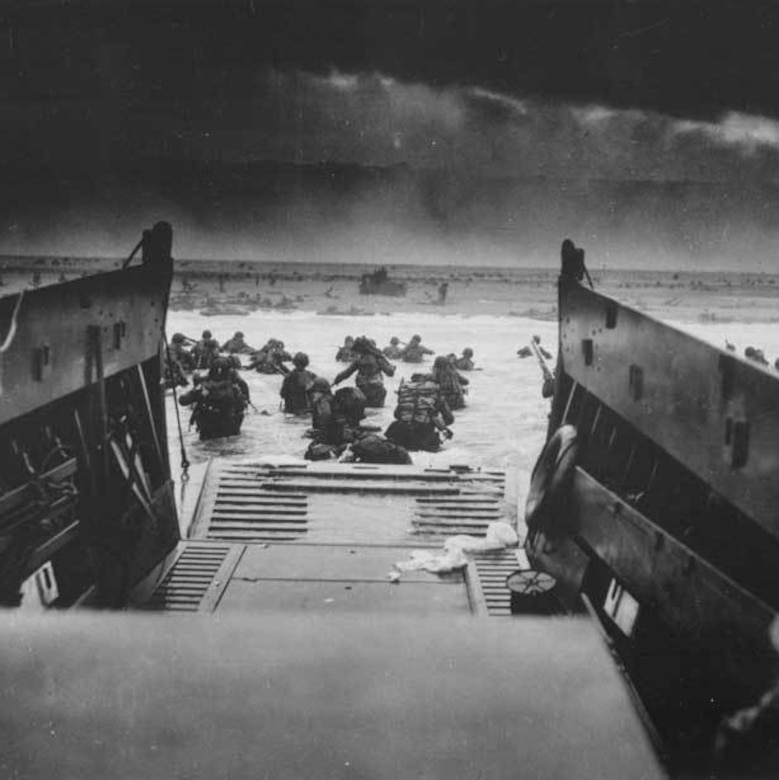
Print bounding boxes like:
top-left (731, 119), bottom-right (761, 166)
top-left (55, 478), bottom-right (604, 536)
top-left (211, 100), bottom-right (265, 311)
top-left (164, 310), bottom-right (556, 527)
top-left (164, 308), bottom-right (779, 532)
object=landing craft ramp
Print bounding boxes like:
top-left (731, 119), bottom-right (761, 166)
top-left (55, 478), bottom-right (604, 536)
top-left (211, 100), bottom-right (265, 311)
top-left (120, 461), bottom-right (663, 779)
top-left (132, 462), bottom-right (523, 616)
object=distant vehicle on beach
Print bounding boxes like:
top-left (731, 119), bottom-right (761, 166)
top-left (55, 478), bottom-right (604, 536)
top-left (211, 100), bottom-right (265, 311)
top-left (358, 266), bottom-right (407, 297)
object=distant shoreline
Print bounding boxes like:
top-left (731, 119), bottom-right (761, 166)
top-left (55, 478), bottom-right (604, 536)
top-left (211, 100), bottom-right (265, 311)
top-left (3, 253), bottom-right (779, 281)
top-left (3, 254), bottom-right (779, 323)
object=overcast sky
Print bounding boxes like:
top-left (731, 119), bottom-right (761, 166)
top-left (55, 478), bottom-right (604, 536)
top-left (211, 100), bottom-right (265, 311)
top-left (3, 1), bottom-right (779, 266)
top-left (2, 2), bottom-right (779, 175)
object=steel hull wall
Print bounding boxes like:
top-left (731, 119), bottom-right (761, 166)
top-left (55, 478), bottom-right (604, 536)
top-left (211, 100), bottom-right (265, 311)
top-left (0, 263), bottom-right (171, 425)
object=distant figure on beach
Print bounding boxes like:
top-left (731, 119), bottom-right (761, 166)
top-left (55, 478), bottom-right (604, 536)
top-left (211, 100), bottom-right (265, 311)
top-left (400, 334), bottom-right (434, 363)
top-left (438, 282), bottom-right (449, 304)
top-left (333, 336), bottom-right (396, 408)
top-left (454, 348), bottom-right (475, 371)
top-left (335, 336), bottom-right (355, 362)
top-left (182, 277), bottom-right (196, 292)
top-left (725, 340), bottom-right (736, 352)
top-left (383, 337), bottom-right (404, 359)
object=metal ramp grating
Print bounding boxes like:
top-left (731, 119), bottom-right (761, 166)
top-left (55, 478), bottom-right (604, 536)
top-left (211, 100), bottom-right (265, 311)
top-left (201, 465), bottom-right (309, 543)
top-left (191, 462), bottom-right (508, 546)
top-left (412, 495), bottom-right (503, 537)
top-left (141, 542), bottom-right (239, 612)
top-left (470, 549), bottom-right (522, 617)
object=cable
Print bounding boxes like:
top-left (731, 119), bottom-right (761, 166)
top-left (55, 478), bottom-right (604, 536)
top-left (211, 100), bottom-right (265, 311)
top-left (163, 333), bottom-right (190, 483)
top-left (122, 237), bottom-right (144, 270)
top-left (583, 263), bottom-right (595, 290)
top-left (0, 290), bottom-right (25, 353)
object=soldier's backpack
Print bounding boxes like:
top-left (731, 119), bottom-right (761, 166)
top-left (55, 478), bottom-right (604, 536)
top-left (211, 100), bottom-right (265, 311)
top-left (394, 380), bottom-right (440, 424)
top-left (202, 380), bottom-right (241, 412)
top-left (333, 386), bottom-right (367, 424)
top-left (351, 435), bottom-right (412, 465)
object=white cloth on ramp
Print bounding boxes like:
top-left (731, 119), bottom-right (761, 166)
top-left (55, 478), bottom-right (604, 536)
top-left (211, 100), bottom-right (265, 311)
top-left (390, 521), bottom-right (519, 578)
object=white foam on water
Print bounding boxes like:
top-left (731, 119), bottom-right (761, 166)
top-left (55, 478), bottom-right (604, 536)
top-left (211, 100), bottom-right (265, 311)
top-left (165, 310), bottom-right (554, 523)
top-left (165, 309), bottom-right (779, 529)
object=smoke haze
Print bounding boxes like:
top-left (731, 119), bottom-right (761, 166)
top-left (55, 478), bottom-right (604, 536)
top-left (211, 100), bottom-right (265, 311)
top-left (3, 69), bottom-right (779, 270)
top-left (4, 0), bottom-right (779, 271)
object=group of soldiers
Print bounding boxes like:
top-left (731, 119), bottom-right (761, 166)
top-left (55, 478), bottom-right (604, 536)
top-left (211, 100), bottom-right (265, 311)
top-left (166, 329), bottom-right (288, 441)
top-left (337, 333), bottom-right (472, 370)
top-left (165, 327), bottom-right (477, 461)
top-left (731, 342), bottom-right (779, 373)
top-left (166, 330), bottom-right (295, 386)
top-left (300, 334), bottom-right (475, 461)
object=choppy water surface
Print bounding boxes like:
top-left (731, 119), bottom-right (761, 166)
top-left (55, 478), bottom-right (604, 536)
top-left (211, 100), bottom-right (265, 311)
top-left (164, 309), bottom-right (779, 528)
top-left (164, 311), bottom-right (557, 523)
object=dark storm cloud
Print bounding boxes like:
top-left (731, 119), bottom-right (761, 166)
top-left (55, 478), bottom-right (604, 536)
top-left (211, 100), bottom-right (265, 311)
top-left (3, 2), bottom-right (779, 269)
top-left (232, 69), bottom-right (779, 181)
top-left (6, 44), bottom-right (779, 182)
top-left (6, 67), bottom-right (779, 270)
top-left (3, 0), bottom-right (779, 172)
top-left (3, 0), bottom-right (779, 120)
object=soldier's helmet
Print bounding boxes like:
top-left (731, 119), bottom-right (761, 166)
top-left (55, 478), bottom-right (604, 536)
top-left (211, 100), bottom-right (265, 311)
top-left (463, 347), bottom-right (473, 357)
top-left (390, 337), bottom-right (399, 345)
top-left (411, 334), bottom-right (421, 343)
top-left (209, 356), bottom-right (232, 380)
top-left (202, 330), bottom-right (212, 340)
top-left (293, 352), bottom-right (309, 369)
top-left (352, 337), bottom-right (370, 353)
top-left (172, 333), bottom-right (186, 344)
top-left (308, 377), bottom-right (331, 395)
top-left (433, 355), bottom-right (449, 370)
top-left (234, 331), bottom-right (244, 339)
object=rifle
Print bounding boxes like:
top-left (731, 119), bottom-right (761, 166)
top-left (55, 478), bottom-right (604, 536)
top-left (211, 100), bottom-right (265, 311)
top-left (530, 340), bottom-right (555, 398)
top-left (530, 340), bottom-right (554, 381)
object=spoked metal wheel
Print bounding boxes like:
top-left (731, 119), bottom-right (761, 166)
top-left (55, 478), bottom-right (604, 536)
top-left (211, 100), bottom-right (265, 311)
top-left (506, 569), bottom-right (559, 615)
